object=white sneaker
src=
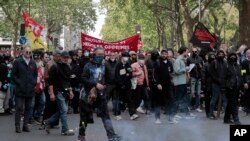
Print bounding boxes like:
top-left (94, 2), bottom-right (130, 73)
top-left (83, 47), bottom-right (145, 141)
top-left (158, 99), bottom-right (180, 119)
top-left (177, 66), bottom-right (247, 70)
top-left (174, 114), bottom-right (182, 119)
top-left (155, 119), bottom-right (162, 124)
top-left (196, 108), bottom-right (203, 113)
top-left (169, 118), bottom-right (179, 124)
top-left (189, 113), bottom-right (196, 117)
top-left (136, 107), bottom-right (146, 114)
top-left (0, 108), bottom-right (4, 113)
top-left (130, 114), bottom-right (139, 120)
top-left (114, 115), bottom-right (122, 120)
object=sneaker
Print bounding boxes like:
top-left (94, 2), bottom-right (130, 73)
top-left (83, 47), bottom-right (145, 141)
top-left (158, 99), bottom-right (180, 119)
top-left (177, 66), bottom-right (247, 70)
top-left (155, 119), bottom-right (162, 124)
top-left (0, 108), bottom-right (4, 113)
top-left (169, 118), bottom-right (179, 124)
top-left (114, 115), bottom-right (122, 120)
top-left (109, 135), bottom-right (122, 141)
top-left (209, 113), bottom-right (217, 120)
top-left (61, 129), bottom-right (75, 136)
top-left (196, 108), bottom-right (203, 113)
top-left (188, 113), bottom-right (196, 117)
top-left (130, 114), bottom-right (139, 120)
top-left (136, 107), bottom-right (146, 114)
top-left (174, 114), bottom-right (182, 119)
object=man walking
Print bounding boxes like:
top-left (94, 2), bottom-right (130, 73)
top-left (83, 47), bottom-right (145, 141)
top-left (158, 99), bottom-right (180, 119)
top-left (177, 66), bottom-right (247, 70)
top-left (12, 47), bottom-right (37, 133)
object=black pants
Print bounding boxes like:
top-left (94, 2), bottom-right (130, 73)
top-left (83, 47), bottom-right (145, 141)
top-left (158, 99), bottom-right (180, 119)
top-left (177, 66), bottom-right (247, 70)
top-left (105, 85), bottom-right (120, 115)
top-left (15, 96), bottom-right (33, 127)
top-left (205, 90), bottom-right (212, 116)
top-left (118, 88), bottom-right (136, 116)
top-left (42, 87), bottom-right (59, 126)
top-left (72, 89), bottom-right (80, 113)
top-left (78, 93), bottom-right (116, 138)
top-left (224, 89), bottom-right (240, 122)
top-left (134, 85), bottom-right (150, 110)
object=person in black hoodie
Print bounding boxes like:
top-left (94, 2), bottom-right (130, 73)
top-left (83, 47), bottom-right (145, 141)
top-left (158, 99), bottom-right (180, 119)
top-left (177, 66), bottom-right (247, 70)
top-left (105, 52), bottom-right (119, 119)
top-left (224, 53), bottom-right (242, 125)
top-left (201, 52), bottom-right (216, 118)
top-left (70, 50), bottom-right (82, 114)
top-left (209, 50), bottom-right (228, 119)
top-left (145, 50), bottom-right (159, 110)
top-left (115, 51), bottom-right (139, 120)
top-left (153, 49), bottom-right (174, 124)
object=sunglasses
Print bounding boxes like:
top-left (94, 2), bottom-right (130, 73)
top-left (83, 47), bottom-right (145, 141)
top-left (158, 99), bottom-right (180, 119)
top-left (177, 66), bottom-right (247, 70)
top-left (26, 51), bottom-right (32, 55)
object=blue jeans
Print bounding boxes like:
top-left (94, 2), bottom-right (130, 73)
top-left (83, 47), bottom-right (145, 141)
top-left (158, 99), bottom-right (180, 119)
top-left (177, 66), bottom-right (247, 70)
top-left (34, 92), bottom-right (46, 118)
top-left (190, 77), bottom-right (201, 108)
top-left (174, 84), bottom-right (189, 114)
top-left (47, 92), bottom-right (69, 131)
top-left (210, 83), bottom-right (227, 115)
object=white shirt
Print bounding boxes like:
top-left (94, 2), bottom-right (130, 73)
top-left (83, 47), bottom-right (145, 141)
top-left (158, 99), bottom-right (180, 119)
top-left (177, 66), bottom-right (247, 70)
top-left (23, 56), bottom-right (30, 65)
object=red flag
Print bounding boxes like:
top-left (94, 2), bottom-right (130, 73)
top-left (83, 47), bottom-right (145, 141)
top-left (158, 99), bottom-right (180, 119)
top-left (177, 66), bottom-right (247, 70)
top-left (81, 33), bottom-right (140, 53)
top-left (189, 22), bottom-right (219, 51)
top-left (22, 11), bottom-right (43, 37)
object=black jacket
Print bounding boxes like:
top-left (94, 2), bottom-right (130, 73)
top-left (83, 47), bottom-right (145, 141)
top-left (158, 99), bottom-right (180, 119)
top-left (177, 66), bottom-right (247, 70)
top-left (153, 59), bottom-right (173, 87)
top-left (226, 62), bottom-right (243, 90)
top-left (201, 62), bottom-right (213, 92)
top-left (105, 60), bottom-right (118, 85)
top-left (49, 62), bottom-right (72, 92)
top-left (187, 56), bottom-right (203, 78)
top-left (209, 59), bottom-right (228, 88)
top-left (11, 57), bottom-right (37, 97)
top-left (115, 62), bottom-right (132, 90)
top-left (70, 59), bottom-right (82, 87)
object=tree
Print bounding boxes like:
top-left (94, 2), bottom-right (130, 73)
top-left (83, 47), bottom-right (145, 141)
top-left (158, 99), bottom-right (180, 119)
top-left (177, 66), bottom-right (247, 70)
top-left (239, 0), bottom-right (250, 46)
top-left (0, 0), bottom-right (25, 53)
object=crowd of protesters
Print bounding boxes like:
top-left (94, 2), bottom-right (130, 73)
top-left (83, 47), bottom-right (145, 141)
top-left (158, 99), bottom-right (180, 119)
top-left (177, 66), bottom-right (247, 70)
top-left (1, 44), bottom-right (250, 141)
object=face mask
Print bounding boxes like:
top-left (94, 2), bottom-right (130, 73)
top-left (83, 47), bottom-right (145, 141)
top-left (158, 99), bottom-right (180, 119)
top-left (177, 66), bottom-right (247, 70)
top-left (208, 58), bottom-right (215, 63)
top-left (192, 52), bottom-right (198, 57)
top-left (84, 52), bottom-right (89, 57)
top-left (151, 54), bottom-right (158, 61)
top-left (139, 59), bottom-right (145, 65)
top-left (123, 57), bottom-right (129, 62)
top-left (229, 57), bottom-right (237, 63)
top-left (110, 58), bottom-right (116, 62)
top-left (93, 56), bottom-right (104, 65)
top-left (217, 56), bottom-right (224, 61)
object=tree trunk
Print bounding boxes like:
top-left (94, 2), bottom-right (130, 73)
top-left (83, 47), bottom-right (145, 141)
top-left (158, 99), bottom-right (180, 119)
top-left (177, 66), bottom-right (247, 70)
top-left (12, 22), bottom-right (19, 57)
top-left (239, 0), bottom-right (250, 46)
top-left (169, 0), bottom-right (174, 48)
top-left (179, 0), bottom-right (194, 45)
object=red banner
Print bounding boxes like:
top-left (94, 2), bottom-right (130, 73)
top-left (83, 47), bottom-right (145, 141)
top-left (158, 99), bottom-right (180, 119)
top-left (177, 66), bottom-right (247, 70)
top-left (22, 11), bottom-right (43, 37)
top-left (81, 33), bottom-right (140, 53)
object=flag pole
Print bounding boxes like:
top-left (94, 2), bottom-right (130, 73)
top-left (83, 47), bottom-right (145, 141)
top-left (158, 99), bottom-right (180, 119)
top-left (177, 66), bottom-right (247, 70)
top-left (199, 0), bottom-right (201, 22)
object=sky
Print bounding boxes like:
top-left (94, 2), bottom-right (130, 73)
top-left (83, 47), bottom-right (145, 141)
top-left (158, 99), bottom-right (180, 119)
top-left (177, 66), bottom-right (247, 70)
top-left (88, 0), bottom-right (106, 39)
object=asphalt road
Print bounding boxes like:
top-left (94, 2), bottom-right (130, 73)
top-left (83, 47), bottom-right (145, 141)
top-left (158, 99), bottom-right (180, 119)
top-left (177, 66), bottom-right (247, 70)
top-left (0, 109), bottom-right (250, 141)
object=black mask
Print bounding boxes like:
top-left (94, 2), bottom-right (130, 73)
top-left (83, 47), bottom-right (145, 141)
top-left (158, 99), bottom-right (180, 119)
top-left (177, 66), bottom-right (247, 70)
top-left (228, 57), bottom-right (237, 63)
top-left (151, 54), bottom-right (158, 61)
top-left (192, 52), bottom-right (198, 57)
top-left (217, 56), bottom-right (224, 61)
top-left (208, 58), bottom-right (215, 63)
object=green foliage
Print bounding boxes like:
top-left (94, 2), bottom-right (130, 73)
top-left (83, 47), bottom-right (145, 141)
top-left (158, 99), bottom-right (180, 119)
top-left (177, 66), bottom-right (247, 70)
top-left (100, 0), bottom-right (239, 51)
